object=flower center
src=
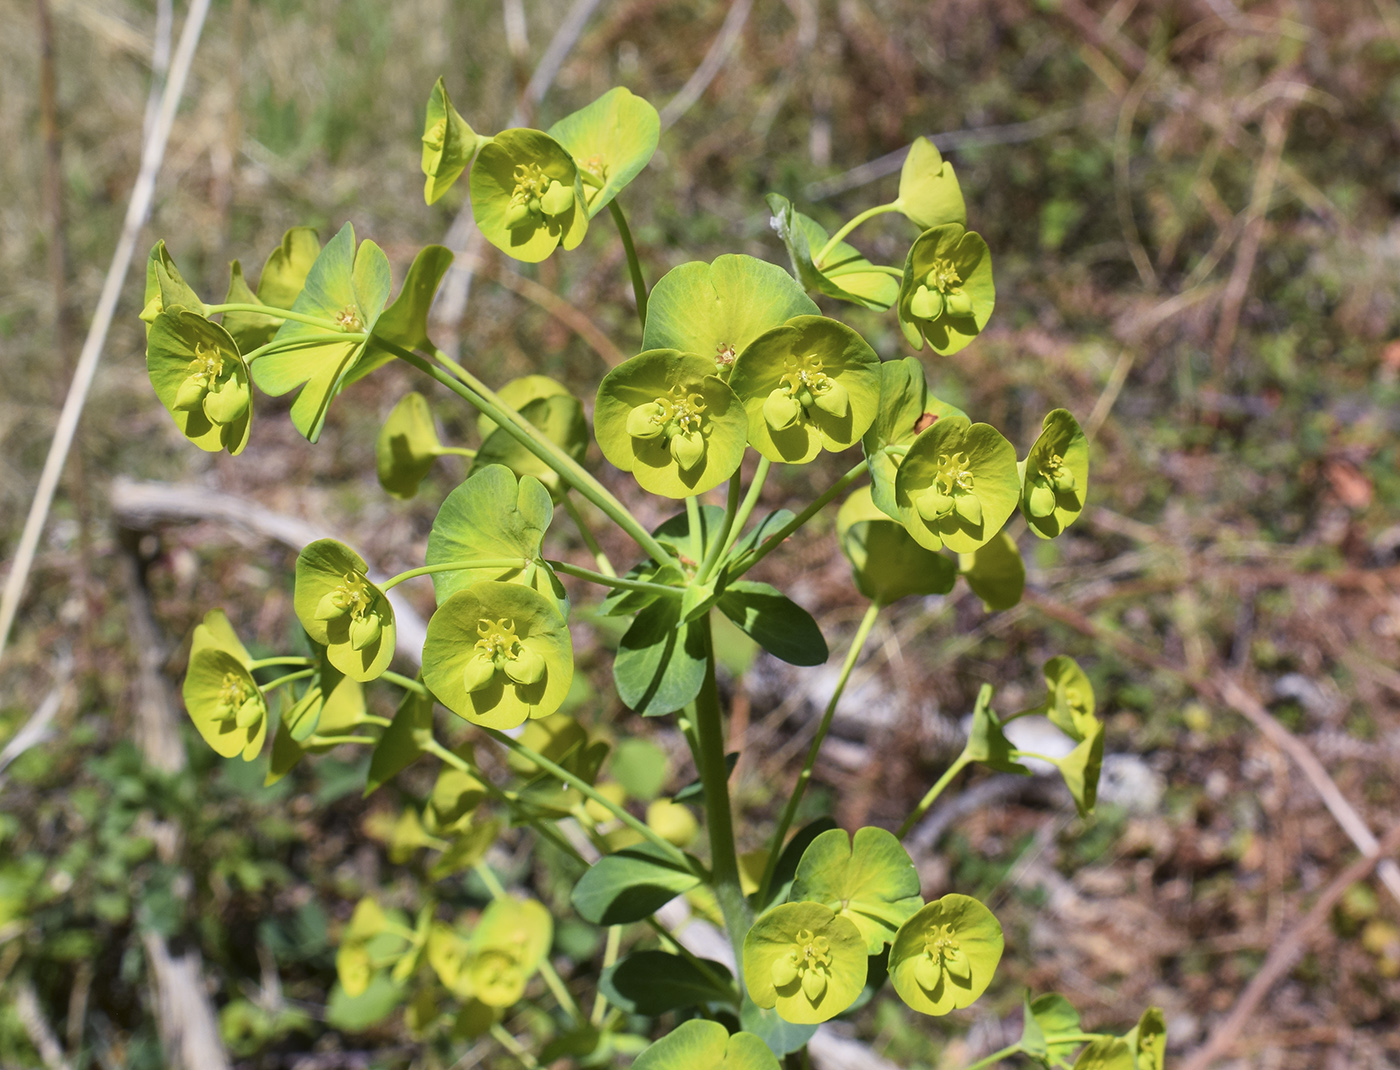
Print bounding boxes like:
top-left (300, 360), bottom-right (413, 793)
top-left (476, 617), bottom-right (525, 661)
top-left (763, 353), bottom-right (850, 431)
top-left (925, 258), bottom-right (962, 293)
top-left (192, 340), bottom-right (224, 381)
top-left (507, 162), bottom-right (574, 225)
top-left (422, 117), bottom-right (446, 154)
top-left (771, 927), bottom-right (833, 1002)
top-left (933, 451), bottom-right (974, 496)
top-left (330, 573), bottom-right (374, 619)
top-left (909, 258), bottom-right (973, 322)
top-left (466, 617), bottom-right (546, 691)
top-left (914, 451), bottom-right (982, 526)
top-left (913, 922), bottom-right (972, 992)
top-left (217, 672), bottom-right (251, 715)
top-left (626, 384), bottom-right (710, 471)
top-left (336, 305), bottom-right (364, 331)
top-left (715, 342), bottom-right (736, 367)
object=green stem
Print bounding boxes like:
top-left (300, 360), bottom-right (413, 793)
top-left (247, 656), bottom-right (312, 671)
top-left (822, 262), bottom-right (906, 280)
top-left (359, 714), bottom-right (392, 728)
top-left (721, 458), bottom-right (771, 561)
top-left (490, 1023), bottom-right (540, 1070)
top-left (382, 670), bottom-right (429, 696)
top-left (696, 471), bottom-right (742, 585)
top-left (481, 728), bottom-right (690, 866)
top-left (548, 560), bottom-right (677, 597)
top-left (561, 494), bottom-right (616, 577)
top-left (607, 199), bottom-right (648, 329)
top-left (380, 558), bottom-right (528, 591)
top-left (757, 602), bottom-right (881, 906)
top-left (240, 333), bottom-right (365, 364)
top-left (896, 755), bottom-right (969, 839)
top-left (434, 445), bottom-right (476, 459)
top-left (813, 202), bottom-right (901, 268)
top-left (960, 1042), bottom-right (1023, 1070)
top-left (685, 495), bottom-right (702, 557)
top-left (204, 302), bottom-right (353, 333)
top-left (591, 926), bottom-right (622, 1026)
top-left (691, 616), bottom-right (751, 967)
top-left (306, 733), bottom-right (376, 747)
top-left (260, 669), bottom-right (313, 692)
top-left (730, 459), bottom-right (868, 579)
top-left (392, 344), bottom-right (674, 566)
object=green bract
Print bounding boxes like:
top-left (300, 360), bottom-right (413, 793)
top-left (897, 224), bottom-right (994, 356)
top-left (861, 357), bottom-right (967, 521)
top-left (182, 615), bottom-right (266, 760)
top-left (728, 316), bottom-right (881, 464)
top-left (464, 896), bottom-right (553, 1007)
top-left (547, 86), bottom-right (659, 217)
top-left (472, 379), bottom-right (587, 499)
top-left (1021, 408), bottom-right (1089, 538)
top-left (895, 137), bottom-right (966, 231)
top-left (470, 128), bottom-right (587, 262)
top-left (595, 350), bottom-right (747, 497)
top-left (140, 240), bottom-right (205, 328)
top-left (1072, 1038), bottom-right (1134, 1070)
top-left (293, 540), bottom-right (396, 682)
top-left (788, 827), bottom-right (922, 954)
top-left (377, 392), bottom-right (444, 499)
top-left (889, 894), bottom-right (1003, 1016)
top-left (268, 661), bottom-right (368, 785)
top-left (425, 465), bottom-right (564, 610)
top-left (958, 530), bottom-right (1026, 611)
top-left (1126, 1006), bottom-right (1167, 1070)
top-left (250, 222), bottom-right (390, 442)
top-left (1042, 656), bottom-right (1096, 741)
top-left (641, 255), bottom-right (820, 377)
top-left (743, 901), bottom-right (867, 1024)
top-left (767, 193), bottom-right (901, 311)
top-left (221, 226), bottom-right (321, 351)
top-left (336, 898), bottom-right (416, 998)
top-left (422, 580), bottom-right (573, 729)
top-left (633, 1020), bottom-right (780, 1070)
top-left (422, 77), bottom-right (481, 205)
top-left (894, 415), bottom-right (1019, 553)
top-left (1019, 992), bottom-right (1086, 1067)
top-left (837, 485), bottom-right (956, 605)
top-left (146, 310), bottom-right (252, 455)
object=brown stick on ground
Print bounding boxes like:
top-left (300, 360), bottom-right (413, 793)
top-left (1024, 590), bottom-right (1400, 908)
top-left (1179, 821), bottom-right (1400, 1070)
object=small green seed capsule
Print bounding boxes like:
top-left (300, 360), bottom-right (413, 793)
top-left (234, 694), bottom-right (262, 729)
top-left (771, 955), bottom-right (798, 988)
top-left (540, 179), bottom-right (574, 217)
top-left (914, 955), bottom-right (940, 991)
top-left (505, 201), bottom-right (533, 228)
top-left (811, 378), bottom-right (850, 420)
top-left (763, 389), bottom-right (802, 431)
top-left (1028, 482), bottom-right (1057, 519)
top-left (669, 429), bottom-right (706, 471)
top-left (626, 402), bottom-right (667, 440)
top-left (909, 286), bottom-right (943, 321)
top-left (1051, 467), bottom-right (1076, 493)
top-left (527, 197), bottom-right (542, 214)
top-left (315, 590), bottom-right (351, 621)
top-left (916, 487), bottom-right (954, 522)
top-left (945, 290), bottom-right (973, 316)
top-left (802, 969), bottom-right (827, 1002)
top-left (462, 653), bottom-right (498, 693)
top-left (349, 613), bottom-right (383, 651)
top-left (953, 492), bottom-right (983, 526)
top-left (175, 375), bottom-right (208, 411)
top-left (204, 377), bottom-right (249, 424)
top-left (503, 644), bottom-right (546, 686)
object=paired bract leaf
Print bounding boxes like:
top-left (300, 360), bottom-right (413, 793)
top-left (717, 581), bottom-right (829, 666)
top-left (897, 224), bottom-right (994, 356)
top-left (1072, 1038), bottom-right (1135, 1070)
top-left (744, 901), bottom-right (868, 1024)
top-left (547, 86), bottom-right (659, 217)
top-left (268, 654), bottom-right (367, 784)
top-left (422, 77), bottom-right (482, 205)
top-left (1019, 992), bottom-right (1085, 1067)
top-left (221, 261), bottom-right (281, 353)
top-left (1126, 1006), bottom-right (1167, 1070)
top-left (353, 244), bottom-right (455, 383)
top-left (336, 898), bottom-right (413, 998)
top-left (837, 485), bottom-right (956, 605)
top-left (895, 416), bottom-right (1019, 553)
top-left (473, 391), bottom-right (588, 500)
top-left (959, 529), bottom-right (1026, 611)
top-left (251, 222), bottom-right (391, 442)
top-left (422, 580), bottom-right (573, 729)
top-left (571, 843), bottom-right (700, 924)
top-left (426, 465), bottom-right (562, 610)
top-left (183, 648), bottom-right (267, 760)
top-left (599, 950), bottom-right (735, 1015)
top-left (889, 894), bottom-right (1003, 1016)
top-left (146, 310), bottom-right (252, 455)
top-left (1055, 721), bottom-right (1105, 818)
top-left (1021, 408), bottom-right (1089, 539)
top-left (642, 255), bottom-right (820, 376)
top-left (728, 316), bottom-right (881, 464)
top-left (595, 350), bottom-right (747, 497)
top-left (189, 608), bottom-right (252, 666)
top-left (767, 193), bottom-right (901, 311)
top-left (377, 392), bottom-right (444, 499)
top-left (963, 686), bottom-right (1030, 775)
top-left (896, 138), bottom-right (967, 231)
top-left (1041, 656), bottom-right (1096, 741)
top-left (293, 539), bottom-right (396, 682)
top-left (789, 827), bottom-right (922, 954)
top-left (470, 128), bottom-right (588, 262)
top-left (632, 1019), bottom-right (779, 1070)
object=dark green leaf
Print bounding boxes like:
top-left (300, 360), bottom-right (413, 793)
top-left (718, 581), bottom-right (828, 667)
top-left (613, 597), bottom-right (707, 716)
top-left (571, 844), bottom-right (700, 924)
top-left (599, 950), bottom-right (735, 1014)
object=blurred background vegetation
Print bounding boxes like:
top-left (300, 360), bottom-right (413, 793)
top-left (2, 0), bottom-right (1400, 1066)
